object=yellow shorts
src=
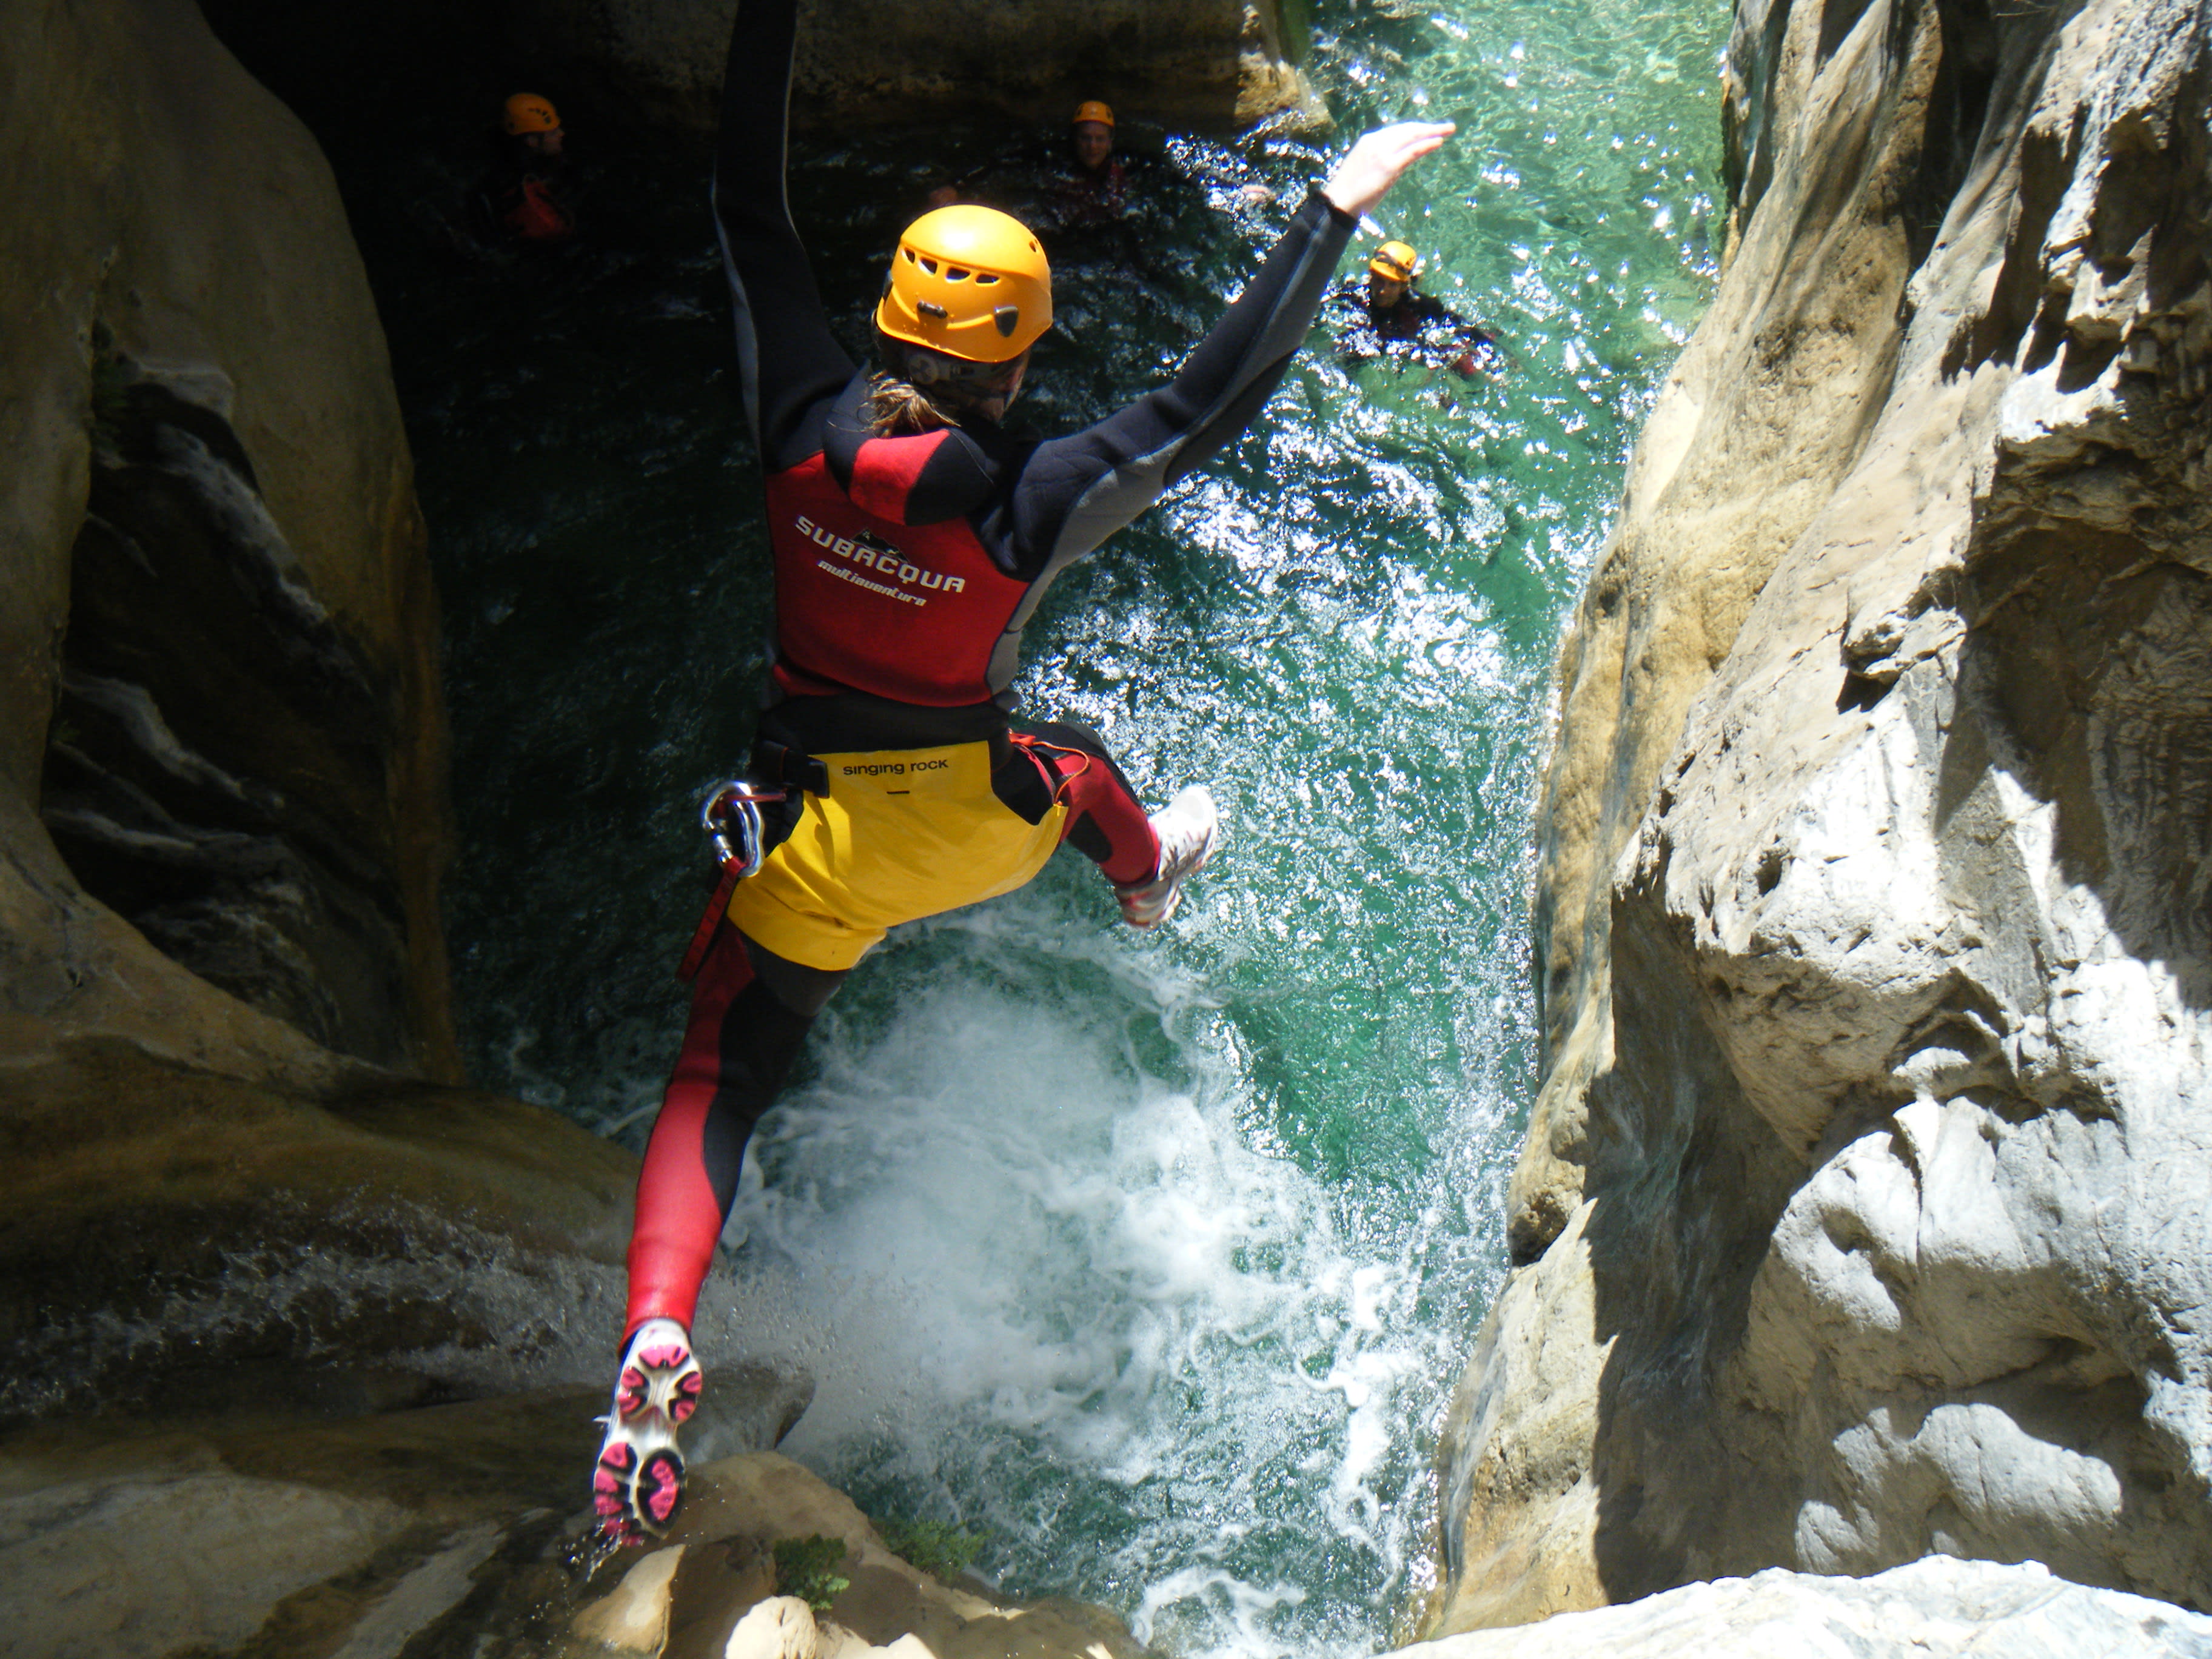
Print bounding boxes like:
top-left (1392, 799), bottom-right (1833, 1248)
top-left (728, 740), bottom-right (1068, 971)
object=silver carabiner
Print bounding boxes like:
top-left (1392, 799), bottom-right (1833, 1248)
top-left (699, 779), bottom-right (786, 879)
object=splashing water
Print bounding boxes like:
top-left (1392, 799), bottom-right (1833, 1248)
top-left (346, 0), bottom-right (1727, 1650)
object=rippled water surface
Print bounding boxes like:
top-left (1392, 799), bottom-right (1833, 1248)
top-left (362, 0), bottom-right (1723, 1649)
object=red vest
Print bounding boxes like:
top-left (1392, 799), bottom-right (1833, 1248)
top-left (504, 177), bottom-right (574, 242)
top-left (763, 449), bottom-right (1029, 706)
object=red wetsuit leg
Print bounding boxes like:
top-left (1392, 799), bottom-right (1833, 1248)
top-left (624, 924), bottom-right (823, 1339)
top-left (1010, 724), bottom-right (1161, 886)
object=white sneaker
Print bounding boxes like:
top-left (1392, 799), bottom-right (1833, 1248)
top-left (590, 1317), bottom-right (702, 1546)
top-left (1116, 785), bottom-right (1221, 928)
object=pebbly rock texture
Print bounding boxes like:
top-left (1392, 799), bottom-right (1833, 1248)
top-left (1431, 0), bottom-right (2212, 1633)
top-left (1394, 1557), bottom-right (2212, 1658)
top-left (518, 0), bottom-right (1322, 132)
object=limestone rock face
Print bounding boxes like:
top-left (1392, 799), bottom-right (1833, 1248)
top-left (1396, 1558), bottom-right (2212, 1658)
top-left (0, 0), bottom-right (658, 1433)
top-left (518, 0), bottom-right (1320, 131)
top-left (1434, 0), bottom-right (2212, 1631)
top-left (2, 0), bottom-right (452, 1078)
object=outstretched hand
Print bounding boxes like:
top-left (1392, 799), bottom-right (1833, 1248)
top-left (1321, 121), bottom-right (1456, 220)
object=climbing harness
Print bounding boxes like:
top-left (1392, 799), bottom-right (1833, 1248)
top-left (675, 779), bottom-right (787, 982)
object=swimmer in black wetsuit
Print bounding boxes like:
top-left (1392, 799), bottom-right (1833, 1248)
top-left (584, 0), bottom-right (1454, 1549)
top-left (1054, 99), bottom-right (1130, 226)
top-left (1336, 239), bottom-right (1497, 378)
top-left (928, 100), bottom-right (1134, 226)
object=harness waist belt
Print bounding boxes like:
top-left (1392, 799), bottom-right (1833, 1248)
top-left (750, 739), bottom-right (831, 796)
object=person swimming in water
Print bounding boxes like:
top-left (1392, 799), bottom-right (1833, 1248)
top-left (468, 92), bottom-right (578, 247)
top-left (927, 99), bottom-right (1133, 225)
top-left (1053, 99), bottom-right (1130, 225)
top-left (1336, 240), bottom-right (1496, 378)
top-left (585, 0), bottom-right (1455, 1550)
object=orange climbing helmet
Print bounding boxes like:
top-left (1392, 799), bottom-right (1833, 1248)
top-left (1071, 100), bottom-right (1116, 128)
top-left (503, 93), bottom-right (561, 135)
top-left (1369, 240), bottom-right (1421, 281)
top-left (876, 206), bottom-right (1052, 365)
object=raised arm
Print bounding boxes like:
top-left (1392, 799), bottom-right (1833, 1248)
top-left (712, 0), bottom-right (856, 470)
top-left (1005, 122), bottom-right (1455, 575)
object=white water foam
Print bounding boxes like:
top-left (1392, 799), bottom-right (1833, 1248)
top-left (693, 890), bottom-right (1501, 1659)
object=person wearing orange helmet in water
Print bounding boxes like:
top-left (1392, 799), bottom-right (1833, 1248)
top-left (1056, 99), bottom-right (1129, 223)
top-left (469, 92), bottom-right (578, 246)
top-left (584, 0), bottom-right (1454, 1549)
top-left (927, 98), bottom-right (1131, 224)
top-left (1336, 239), bottom-right (1496, 378)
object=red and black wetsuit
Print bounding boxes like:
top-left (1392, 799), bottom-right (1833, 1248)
top-left (623, 0), bottom-right (1356, 1339)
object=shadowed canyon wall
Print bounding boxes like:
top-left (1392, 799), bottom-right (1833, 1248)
top-left (4, 0), bottom-right (453, 1081)
top-left (194, 0), bottom-right (1320, 136)
top-left (529, 0), bottom-right (1321, 130)
top-left (1429, 0), bottom-right (2212, 1631)
top-left (0, 0), bottom-right (646, 1423)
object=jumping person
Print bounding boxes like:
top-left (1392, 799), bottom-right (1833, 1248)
top-left (586, 0), bottom-right (1453, 1548)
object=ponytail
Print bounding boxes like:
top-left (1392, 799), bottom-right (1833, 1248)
top-left (867, 332), bottom-right (1030, 436)
top-left (863, 374), bottom-right (961, 435)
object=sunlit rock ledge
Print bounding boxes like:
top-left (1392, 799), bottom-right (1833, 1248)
top-left (1432, 0), bottom-right (2212, 1634)
top-left (1398, 1557), bottom-right (2212, 1658)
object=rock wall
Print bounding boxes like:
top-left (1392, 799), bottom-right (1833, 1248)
top-left (1430, 0), bottom-right (2212, 1632)
top-left (3, 0), bottom-right (453, 1079)
top-left (0, 0), bottom-right (646, 1423)
top-left (522, 0), bottom-right (1321, 131)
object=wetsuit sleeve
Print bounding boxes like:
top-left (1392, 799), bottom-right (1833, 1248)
top-left (998, 190), bottom-right (1355, 577)
top-left (712, 0), bottom-right (854, 470)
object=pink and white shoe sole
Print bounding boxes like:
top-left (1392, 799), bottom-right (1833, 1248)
top-left (591, 1322), bottom-right (702, 1545)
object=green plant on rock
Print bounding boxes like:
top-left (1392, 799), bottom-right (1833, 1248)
top-left (875, 1514), bottom-right (985, 1582)
top-left (772, 1534), bottom-right (853, 1612)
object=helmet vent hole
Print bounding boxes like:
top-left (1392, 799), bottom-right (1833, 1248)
top-left (947, 267), bottom-right (970, 282)
top-left (903, 248), bottom-right (917, 263)
top-left (975, 273), bottom-right (1000, 285)
top-left (919, 257), bottom-right (939, 274)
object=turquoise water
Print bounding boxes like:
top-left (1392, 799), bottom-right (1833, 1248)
top-left (366, 0), bottom-right (1723, 1649)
